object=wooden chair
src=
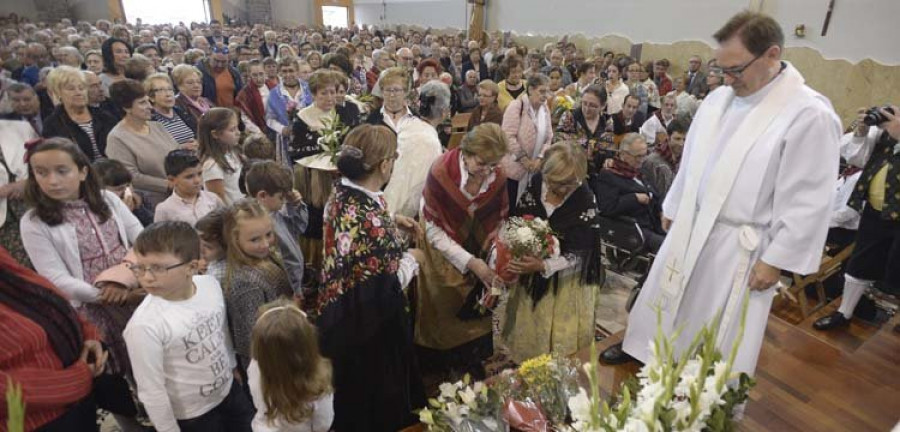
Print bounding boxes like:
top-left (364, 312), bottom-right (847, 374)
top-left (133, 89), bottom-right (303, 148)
top-left (779, 243), bottom-right (855, 319)
top-left (447, 132), bottom-right (465, 149)
top-left (451, 112), bottom-right (471, 132)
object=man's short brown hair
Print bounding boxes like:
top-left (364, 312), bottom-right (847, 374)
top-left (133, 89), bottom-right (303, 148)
top-left (714, 11), bottom-right (784, 56)
top-left (246, 160), bottom-right (293, 197)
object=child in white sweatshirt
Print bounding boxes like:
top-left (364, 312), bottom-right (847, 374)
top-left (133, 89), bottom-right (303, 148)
top-left (124, 221), bottom-right (254, 431)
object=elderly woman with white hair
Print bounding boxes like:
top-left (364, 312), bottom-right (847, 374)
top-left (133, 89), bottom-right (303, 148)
top-left (56, 46), bottom-right (84, 69)
top-left (384, 80), bottom-right (449, 218)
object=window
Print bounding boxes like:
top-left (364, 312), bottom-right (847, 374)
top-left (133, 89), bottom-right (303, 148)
top-left (122, 0), bottom-right (209, 25)
top-left (322, 5), bottom-right (349, 28)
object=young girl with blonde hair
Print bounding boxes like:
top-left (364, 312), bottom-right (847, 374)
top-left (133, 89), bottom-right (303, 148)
top-left (249, 299), bottom-right (334, 432)
top-left (222, 198), bottom-right (293, 371)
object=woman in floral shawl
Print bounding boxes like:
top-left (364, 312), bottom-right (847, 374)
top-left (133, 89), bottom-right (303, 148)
top-left (316, 124), bottom-right (424, 431)
top-left (555, 85), bottom-right (614, 177)
top-left (415, 123), bottom-right (509, 379)
top-left (502, 142), bottom-right (604, 363)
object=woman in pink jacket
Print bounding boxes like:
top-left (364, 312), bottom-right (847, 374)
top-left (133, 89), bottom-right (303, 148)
top-left (501, 73), bottom-right (553, 211)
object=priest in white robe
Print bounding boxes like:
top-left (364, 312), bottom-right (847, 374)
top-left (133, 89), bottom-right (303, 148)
top-left (607, 11), bottom-right (841, 376)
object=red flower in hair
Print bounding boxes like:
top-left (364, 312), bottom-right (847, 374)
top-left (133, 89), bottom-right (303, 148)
top-left (23, 137), bottom-right (44, 163)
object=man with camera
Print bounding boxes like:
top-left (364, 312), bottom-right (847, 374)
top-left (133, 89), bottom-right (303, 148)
top-left (815, 104), bottom-right (900, 332)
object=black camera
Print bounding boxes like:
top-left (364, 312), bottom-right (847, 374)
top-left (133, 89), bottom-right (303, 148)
top-left (862, 105), bottom-right (895, 126)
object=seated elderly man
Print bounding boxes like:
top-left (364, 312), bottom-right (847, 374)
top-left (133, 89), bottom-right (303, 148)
top-left (456, 69), bottom-right (479, 113)
top-left (591, 132), bottom-right (665, 253)
top-left (0, 83), bottom-right (45, 135)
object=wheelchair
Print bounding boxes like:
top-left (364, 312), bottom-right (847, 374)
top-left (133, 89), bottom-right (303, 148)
top-left (597, 215), bottom-right (657, 312)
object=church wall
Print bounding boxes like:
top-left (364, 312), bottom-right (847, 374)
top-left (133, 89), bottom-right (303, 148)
top-left (354, 0), bottom-right (466, 29)
top-left (2, 0), bottom-right (39, 21)
top-left (67, 0), bottom-right (116, 22)
top-left (269, 0), bottom-right (314, 26)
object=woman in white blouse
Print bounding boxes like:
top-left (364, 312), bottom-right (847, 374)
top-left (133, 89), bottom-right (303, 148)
top-left (604, 63), bottom-right (630, 115)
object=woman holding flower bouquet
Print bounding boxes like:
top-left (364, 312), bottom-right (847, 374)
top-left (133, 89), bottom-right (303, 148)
top-left (415, 123), bottom-right (510, 380)
top-left (290, 70), bottom-right (358, 162)
top-left (502, 142), bottom-right (604, 363)
top-left (292, 70), bottom-right (357, 271)
top-left (555, 85), bottom-right (614, 176)
top-left (316, 124), bottom-right (424, 431)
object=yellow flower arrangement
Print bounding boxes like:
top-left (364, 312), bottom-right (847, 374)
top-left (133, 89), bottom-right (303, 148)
top-left (518, 353), bottom-right (554, 388)
top-left (555, 94), bottom-right (575, 111)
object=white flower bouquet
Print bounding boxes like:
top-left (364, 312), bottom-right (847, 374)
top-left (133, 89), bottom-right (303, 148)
top-left (567, 295), bottom-right (756, 432)
top-left (419, 375), bottom-right (505, 432)
top-left (495, 215), bottom-right (557, 283)
top-left (316, 114), bottom-right (350, 164)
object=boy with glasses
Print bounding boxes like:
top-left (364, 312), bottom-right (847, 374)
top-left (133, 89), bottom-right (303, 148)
top-left (124, 222), bottom-right (254, 432)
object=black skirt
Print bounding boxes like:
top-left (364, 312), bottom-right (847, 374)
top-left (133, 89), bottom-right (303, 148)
top-left (317, 273), bottom-right (425, 432)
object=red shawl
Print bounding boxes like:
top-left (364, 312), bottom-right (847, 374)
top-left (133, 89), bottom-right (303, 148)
top-left (422, 148), bottom-right (508, 253)
top-left (235, 84), bottom-right (267, 132)
top-left (606, 157), bottom-right (640, 179)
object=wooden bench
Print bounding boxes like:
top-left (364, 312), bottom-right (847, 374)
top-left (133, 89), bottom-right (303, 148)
top-left (451, 112), bottom-right (471, 132)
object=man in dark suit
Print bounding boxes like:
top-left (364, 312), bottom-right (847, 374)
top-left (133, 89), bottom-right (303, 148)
top-left (685, 55), bottom-right (709, 98)
top-left (205, 20), bottom-right (229, 49)
top-left (1, 83), bottom-right (44, 135)
top-left (591, 132), bottom-right (664, 253)
top-left (259, 30), bottom-right (278, 58)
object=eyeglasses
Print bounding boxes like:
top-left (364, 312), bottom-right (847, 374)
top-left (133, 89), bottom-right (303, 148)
top-left (711, 52), bottom-right (764, 78)
top-left (382, 87), bottom-right (406, 95)
top-left (623, 150), bottom-right (648, 159)
top-left (127, 261), bottom-right (190, 277)
top-left (151, 87), bottom-right (174, 94)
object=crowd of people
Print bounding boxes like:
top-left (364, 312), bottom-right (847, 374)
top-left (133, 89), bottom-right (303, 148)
top-left (0, 9), bottom-right (897, 432)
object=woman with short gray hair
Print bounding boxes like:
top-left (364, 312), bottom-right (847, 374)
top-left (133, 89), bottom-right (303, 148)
top-left (56, 46), bottom-right (84, 69)
top-left (383, 80), bottom-right (449, 218)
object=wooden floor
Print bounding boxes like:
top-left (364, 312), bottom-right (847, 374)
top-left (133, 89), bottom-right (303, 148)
top-left (588, 304), bottom-right (900, 432)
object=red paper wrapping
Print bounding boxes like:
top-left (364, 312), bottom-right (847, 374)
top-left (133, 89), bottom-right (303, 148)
top-left (495, 240), bottom-right (517, 283)
top-left (502, 399), bottom-right (548, 432)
